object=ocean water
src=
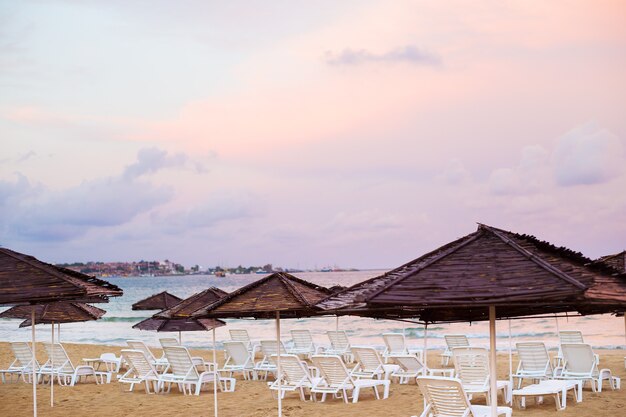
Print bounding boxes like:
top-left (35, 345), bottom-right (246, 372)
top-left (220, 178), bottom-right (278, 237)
top-left (1, 271), bottom-right (624, 351)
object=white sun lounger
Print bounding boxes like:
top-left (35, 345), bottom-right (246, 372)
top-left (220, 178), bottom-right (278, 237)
top-left (228, 329), bottom-right (260, 355)
top-left (0, 342), bottom-right (39, 383)
top-left (268, 354), bottom-right (322, 401)
top-left (382, 333), bottom-right (423, 361)
top-left (556, 343), bottom-right (620, 392)
top-left (442, 334), bottom-right (469, 366)
top-left (452, 347), bottom-right (511, 405)
top-left (288, 330), bottom-right (320, 359)
top-left (41, 342), bottom-right (109, 385)
top-left (221, 341), bottom-right (256, 380)
top-left (414, 376), bottom-right (512, 417)
top-left (127, 340), bottom-right (168, 370)
top-left (311, 355), bottom-right (389, 403)
top-left (325, 331), bottom-right (353, 363)
top-left (351, 347), bottom-right (399, 380)
top-left (118, 349), bottom-right (161, 393)
top-left (255, 340), bottom-right (287, 380)
top-left (160, 346), bottom-right (234, 395)
top-left (512, 342), bottom-right (555, 388)
top-left (83, 352), bottom-right (123, 374)
top-left (512, 379), bottom-right (582, 410)
top-left (389, 354), bottom-right (454, 384)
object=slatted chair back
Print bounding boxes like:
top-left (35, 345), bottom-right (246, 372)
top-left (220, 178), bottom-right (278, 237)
top-left (159, 338), bottom-right (180, 349)
top-left (270, 354), bottom-right (310, 385)
top-left (352, 347), bottom-right (384, 374)
top-left (444, 335), bottom-right (470, 350)
top-left (561, 343), bottom-right (598, 377)
top-left (229, 329), bottom-right (251, 346)
top-left (43, 342), bottom-right (75, 373)
top-left (121, 349), bottom-right (158, 378)
top-left (452, 347), bottom-right (489, 387)
top-left (559, 331), bottom-right (584, 345)
top-left (10, 342), bottom-right (37, 369)
top-left (516, 342), bottom-right (552, 376)
top-left (223, 341), bottom-right (253, 367)
top-left (260, 340), bottom-right (287, 358)
top-left (391, 354), bottom-right (425, 374)
top-left (163, 346), bottom-right (199, 381)
top-left (290, 330), bottom-right (314, 351)
top-left (327, 331), bottom-right (350, 351)
top-left (312, 355), bottom-right (352, 388)
top-left (417, 376), bottom-right (474, 417)
top-left (382, 333), bottom-right (406, 355)
top-left (127, 340), bottom-right (157, 362)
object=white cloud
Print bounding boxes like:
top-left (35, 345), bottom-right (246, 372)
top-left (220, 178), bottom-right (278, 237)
top-left (552, 122), bottom-right (625, 186)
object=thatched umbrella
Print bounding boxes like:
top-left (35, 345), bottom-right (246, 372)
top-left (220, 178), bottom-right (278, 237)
top-left (131, 291), bottom-right (182, 311)
top-left (133, 317), bottom-right (225, 342)
top-left (595, 251), bottom-right (626, 347)
top-left (145, 287), bottom-right (228, 416)
top-left (1, 302), bottom-right (107, 407)
top-left (319, 224), bottom-right (626, 417)
top-left (0, 248), bottom-right (122, 417)
top-left (191, 272), bottom-right (331, 417)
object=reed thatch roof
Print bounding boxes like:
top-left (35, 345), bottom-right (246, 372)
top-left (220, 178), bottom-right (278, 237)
top-left (318, 224), bottom-right (626, 322)
top-left (0, 302), bottom-right (106, 326)
top-left (191, 272), bottom-right (332, 319)
top-left (131, 291), bottom-right (182, 311)
top-left (0, 248), bottom-right (123, 306)
top-left (596, 251), bottom-right (626, 273)
top-left (155, 287), bottom-right (228, 319)
top-left (133, 317), bottom-right (225, 332)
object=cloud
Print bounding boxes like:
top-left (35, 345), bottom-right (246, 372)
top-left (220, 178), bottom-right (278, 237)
top-left (552, 123), bottom-right (624, 186)
top-left (0, 147), bottom-right (209, 242)
top-left (122, 148), bottom-right (207, 180)
top-left (324, 45), bottom-right (441, 66)
top-left (440, 158), bottom-right (471, 185)
top-left (488, 145), bottom-right (550, 195)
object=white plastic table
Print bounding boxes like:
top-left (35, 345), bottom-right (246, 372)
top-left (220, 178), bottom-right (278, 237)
top-left (512, 379), bottom-right (582, 411)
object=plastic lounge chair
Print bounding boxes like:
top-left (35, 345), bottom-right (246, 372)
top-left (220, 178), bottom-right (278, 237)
top-left (41, 342), bottom-right (109, 385)
top-left (382, 333), bottom-right (423, 361)
top-left (221, 341), bottom-right (256, 380)
top-left (512, 379), bottom-right (582, 410)
top-left (325, 331), bottom-right (353, 363)
top-left (255, 340), bottom-right (287, 380)
top-left (452, 347), bottom-right (511, 405)
top-left (556, 343), bottom-right (620, 392)
top-left (229, 329), bottom-right (260, 355)
top-left (159, 346), bottom-right (234, 395)
top-left (288, 330), bottom-right (320, 359)
top-left (351, 347), bottom-right (399, 380)
top-left (0, 342), bottom-right (39, 383)
top-left (118, 349), bottom-right (161, 393)
top-left (512, 342), bottom-right (554, 388)
top-left (310, 355), bottom-right (389, 403)
top-left (127, 340), bottom-right (168, 370)
top-left (158, 337), bottom-right (208, 369)
top-left (442, 334), bottom-right (469, 366)
top-left (389, 355), bottom-right (454, 384)
top-left (268, 354), bottom-right (322, 401)
top-left (159, 338), bottom-right (180, 348)
top-left (414, 376), bottom-right (512, 417)
top-left (555, 331), bottom-right (585, 367)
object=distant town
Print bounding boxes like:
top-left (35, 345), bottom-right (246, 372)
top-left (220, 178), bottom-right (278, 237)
top-left (57, 260), bottom-right (358, 277)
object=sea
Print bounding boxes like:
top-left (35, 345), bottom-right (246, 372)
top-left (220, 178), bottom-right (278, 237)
top-left (1, 271), bottom-right (624, 352)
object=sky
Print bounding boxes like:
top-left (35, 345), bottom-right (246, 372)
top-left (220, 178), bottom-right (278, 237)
top-left (1, 1), bottom-right (625, 269)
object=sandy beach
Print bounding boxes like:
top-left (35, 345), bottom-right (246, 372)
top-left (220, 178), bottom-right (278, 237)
top-left (1, 342), bottom-right (624, 417)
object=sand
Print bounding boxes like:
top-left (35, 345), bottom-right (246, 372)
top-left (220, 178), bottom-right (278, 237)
top-left (0, 342), bottom-right (624, 417)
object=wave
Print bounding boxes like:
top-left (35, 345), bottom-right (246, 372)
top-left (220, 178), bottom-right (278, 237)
top-left (101, 316), bottom-right (148, 322)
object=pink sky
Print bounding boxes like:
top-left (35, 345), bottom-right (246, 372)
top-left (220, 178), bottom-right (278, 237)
top-left (1, 1), bottom-right (625, 268)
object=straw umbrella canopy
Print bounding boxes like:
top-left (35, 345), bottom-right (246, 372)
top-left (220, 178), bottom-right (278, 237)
top-left (131, 291), bottom-right (182, 311)
top-left (318, 224), bottom-right (626, 417)
top-left (191, 272), bottom-right (332, 417)
top-left (0, 247), bottom-right (122, 417)
top-left (155, 287), bottom-right (228, 319)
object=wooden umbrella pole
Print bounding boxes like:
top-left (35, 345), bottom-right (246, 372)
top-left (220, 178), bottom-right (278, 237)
top-left (276, 312), bottom-right (282, 417)
top-left (179, 330), bottom-right (182, 345)
top-left (423, 323), bottom-right (428, 376)
top-left (508, 319), bottom-right (513, 385)
top-left (213, 328), bottom-right (218, 417)
top-left (32, 307), bottom-right (37, 417)
top-left (50, 321), bottom-right (54, 407)
top-left (336, 315), bottom-right (339, 332)
top-left (57, 323), bottom-right (60, 342)
top-left (489, 306), bottom-right (498, 417)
